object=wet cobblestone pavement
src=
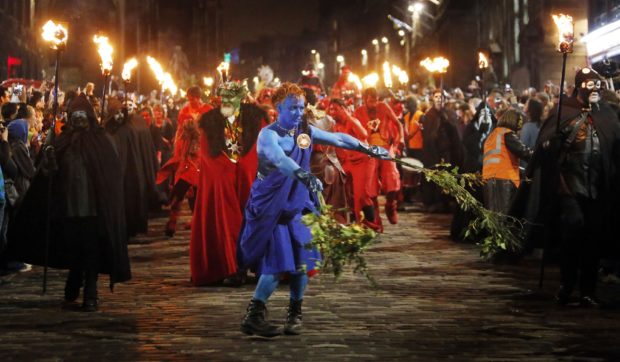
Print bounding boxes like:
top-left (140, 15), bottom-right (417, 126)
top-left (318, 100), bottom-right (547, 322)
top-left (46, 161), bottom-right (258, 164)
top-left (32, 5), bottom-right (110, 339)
top-left (1, 206), bottom-right (620, 361)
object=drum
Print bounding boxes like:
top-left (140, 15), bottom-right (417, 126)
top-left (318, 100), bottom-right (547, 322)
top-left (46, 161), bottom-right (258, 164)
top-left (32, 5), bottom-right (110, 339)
top-left (400, 157), bottom-right (423, 188)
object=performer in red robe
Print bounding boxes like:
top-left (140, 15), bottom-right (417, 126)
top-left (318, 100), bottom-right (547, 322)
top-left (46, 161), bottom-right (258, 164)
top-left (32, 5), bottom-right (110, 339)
top-left (157, 86), bottom-right (212, 237)
top-left (190, 81), bottom-right (267, 286)
top-left (354, 87), bottom-right (404, 225)
top-left (328, 98), bottom-right (382, 231)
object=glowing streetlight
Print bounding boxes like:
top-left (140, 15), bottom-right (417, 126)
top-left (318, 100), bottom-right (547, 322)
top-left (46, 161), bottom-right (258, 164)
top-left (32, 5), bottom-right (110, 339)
top-left (336, 55), bottom-right (345, 63)
top-left (372, 39), bottom-right (379, 45)
top-left (398, 30), bottom-right (405, 37)
top-left (381, 37), bottom-right (389, 44)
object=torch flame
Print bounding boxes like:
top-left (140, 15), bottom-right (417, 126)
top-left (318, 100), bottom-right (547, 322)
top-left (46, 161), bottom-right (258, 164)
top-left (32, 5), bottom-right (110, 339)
top-left (348, 72), bottom-right (363, 90)
top-left (122, 58), bottom-right (138, 81)
top-left (552, 14), bottom-right (574, 53)
top-left (420, 57), bottom-right (450, 74)
top-left (398, 71), bottom-right (409, 85)
top-left (41, 20), bottom-right (68, 49)
top-left (146, 56), bottom-right (177, 96)
top-left (383, 61), bottom-right (393, 88)
top-left (478, 52), bottom-right (489, 69)
top-left (392, 65), bottom-right (402, 76)
top-left (203, 77), bottom-right (214, 87)
top-left (362, 73), bottom-right (380, 88)
top-left (93, 35), bottom-right (113, 74)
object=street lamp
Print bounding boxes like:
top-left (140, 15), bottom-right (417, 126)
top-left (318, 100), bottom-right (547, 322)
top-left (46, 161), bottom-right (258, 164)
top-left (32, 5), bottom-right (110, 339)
top-left (93, 35), bottom-right (113, 122)
top-left (382, 37), bottom-right (390, 62)
top-left (361, 49), bottom-right (368, 71)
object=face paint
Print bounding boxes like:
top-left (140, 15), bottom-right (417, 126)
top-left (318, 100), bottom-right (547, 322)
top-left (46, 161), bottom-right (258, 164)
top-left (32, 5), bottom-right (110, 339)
top-left (276, 95), bottom-right (305, 130)
top-left (364, 95), bottom-right (378, 109)
top-left (217, 81), bottom-right (249, 118)
top-left (69, 110), bottom-right (90, 130)
top-left (220, 104), bottom-right (235, 118)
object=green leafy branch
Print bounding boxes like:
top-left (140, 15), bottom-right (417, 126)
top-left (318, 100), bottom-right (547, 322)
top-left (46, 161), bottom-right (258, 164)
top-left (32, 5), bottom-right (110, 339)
top-left (391, 158), bottom-right (523, 258)
top-left (302, 194), bottom-right (378, 285)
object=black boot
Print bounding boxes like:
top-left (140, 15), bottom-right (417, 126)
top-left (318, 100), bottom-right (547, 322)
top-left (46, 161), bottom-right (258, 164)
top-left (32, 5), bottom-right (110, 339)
top-left (82, 271), bottom-right (98, 312)
top-left (64, 269), bottom-right (83, 303)
top-left (283, 299), bottom-right (303, 335)
top-left (240, 299), bottom-right (280, 337)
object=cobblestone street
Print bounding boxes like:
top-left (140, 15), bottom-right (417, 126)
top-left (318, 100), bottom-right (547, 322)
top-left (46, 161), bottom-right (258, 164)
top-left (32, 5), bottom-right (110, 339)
top-left (1, 207), bottom-right (620, 361)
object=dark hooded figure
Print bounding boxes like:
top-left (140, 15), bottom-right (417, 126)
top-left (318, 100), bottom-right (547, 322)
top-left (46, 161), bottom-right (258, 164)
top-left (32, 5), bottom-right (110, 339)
top-left (8, 94), bottom-right (130, 311)
top-left (511, 68), bottom-right (620, 307)
top-left (420, 90), bottom-right (464, 212)
top-left (104, 98), bottom-right (150, 237)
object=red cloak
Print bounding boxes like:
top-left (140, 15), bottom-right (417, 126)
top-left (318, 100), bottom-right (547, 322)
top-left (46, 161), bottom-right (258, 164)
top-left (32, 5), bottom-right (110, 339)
top-left (190, 104), bottom-right (266, 285)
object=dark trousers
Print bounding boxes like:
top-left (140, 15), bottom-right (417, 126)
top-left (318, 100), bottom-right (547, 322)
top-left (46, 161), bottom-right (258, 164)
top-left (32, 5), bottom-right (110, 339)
top-left (62, 217), bottom-right (100, 301)
top-left (557, 196), bottom-right (601, 297)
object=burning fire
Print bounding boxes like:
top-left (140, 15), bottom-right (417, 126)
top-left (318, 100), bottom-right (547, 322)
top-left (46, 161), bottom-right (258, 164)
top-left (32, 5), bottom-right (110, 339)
top-left (93, 35), bottom-right (113, 74)
top-left (146, 56), bottom-right (178, 96)
top-left (552, 14), bottom-right (574, 53)
top-left (41, 20), bottom-right (68, 49)
top-left (398, 71), bottom-right (409, 85)
top-left (347, 72), bottom-right (363, 90)
top-left (420, 57), bottom-right (450, 74)
top-left (478, 52), bottom-right (489, 69)
top-left (122, 58), bottom-right (138, 81)
top-left (203, 77), bottom-right (214, 87)
top-left (383, 61), bottom-right (393, 88)
top-left (362, 73), bottom-right (379, 88)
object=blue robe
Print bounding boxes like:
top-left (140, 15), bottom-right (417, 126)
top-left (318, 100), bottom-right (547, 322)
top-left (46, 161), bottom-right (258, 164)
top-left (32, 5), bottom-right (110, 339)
top-left (237, 128), bottom-right (321, 275)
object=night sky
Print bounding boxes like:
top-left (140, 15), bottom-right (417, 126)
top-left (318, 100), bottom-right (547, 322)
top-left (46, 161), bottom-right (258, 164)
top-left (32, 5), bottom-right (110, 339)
top-left (160, 0), bottom-right (321, 51)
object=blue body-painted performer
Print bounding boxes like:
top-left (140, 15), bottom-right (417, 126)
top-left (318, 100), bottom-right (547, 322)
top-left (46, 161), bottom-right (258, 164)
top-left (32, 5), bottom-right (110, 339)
top-left (238, 83), bottom-right (389, 337)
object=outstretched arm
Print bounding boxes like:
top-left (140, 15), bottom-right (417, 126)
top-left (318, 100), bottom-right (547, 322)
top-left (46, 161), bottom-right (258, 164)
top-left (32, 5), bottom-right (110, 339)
top-left (311, 125), bottom-right (390, 159)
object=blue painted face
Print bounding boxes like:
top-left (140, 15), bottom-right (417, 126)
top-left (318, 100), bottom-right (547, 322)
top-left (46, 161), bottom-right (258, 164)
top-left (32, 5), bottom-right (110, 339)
top-left (276, 96), bottom-right (305, 130)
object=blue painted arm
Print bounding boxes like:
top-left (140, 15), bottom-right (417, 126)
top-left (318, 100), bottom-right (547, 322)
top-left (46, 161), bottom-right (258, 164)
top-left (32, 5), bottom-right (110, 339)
top-left (311, 125), bottom-right (390, 159)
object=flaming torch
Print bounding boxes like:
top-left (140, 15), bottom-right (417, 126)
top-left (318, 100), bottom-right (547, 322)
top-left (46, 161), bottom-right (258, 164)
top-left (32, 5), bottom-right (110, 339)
top-left (362, 73), bottom-right (379, 88)
top-left (121, 57), bottom-right (138, 105)
top-left (40, 19), bottom-right (68, 294)
top-left (383, 61), bottom-right (393, 88)
top-left (421, 56), bottom-right (450, 105)
top-left (93, 35), bottom-right (113, 122)
top-left (347, 72), bottom-right (363, 91)
top-left (41, 20), bottom-right (68, 123)
top-left (478, 51), bottom-right (489, 105)
top-left (147, 56), bottom-right (177, 103)
top-left (552, 14), bottom-right (574, 133)
top-left (538, 14), bottom-right (574, 289)
top-left (217, 61), bottom-right (230, 83)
